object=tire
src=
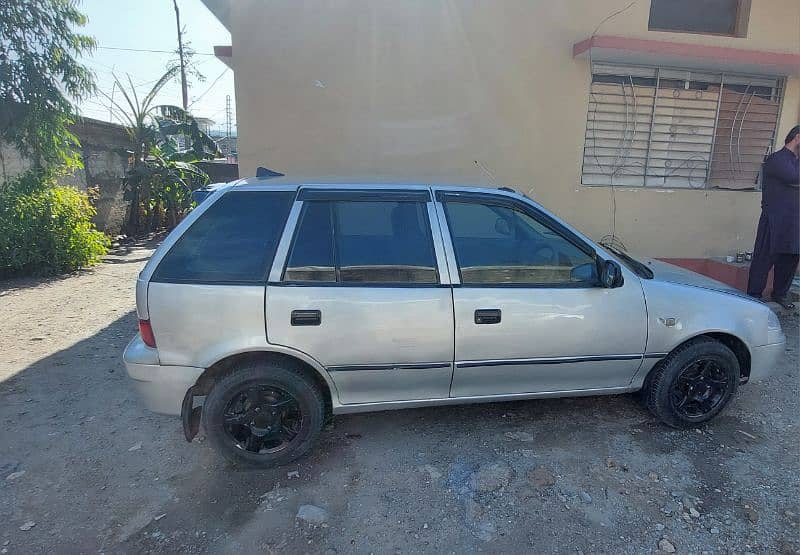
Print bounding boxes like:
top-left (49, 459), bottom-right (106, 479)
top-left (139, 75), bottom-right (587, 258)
top-left (645, 337), bottom-right (739, 428)
top-left (202, 361), bottom-right (325, 468)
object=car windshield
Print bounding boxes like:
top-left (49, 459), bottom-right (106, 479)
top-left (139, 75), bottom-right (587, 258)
top-left (602, 244), bottom-right (654, 279)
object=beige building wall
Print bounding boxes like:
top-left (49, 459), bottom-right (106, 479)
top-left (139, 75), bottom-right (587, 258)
top-left (224, 0), bottom-right (800, 258)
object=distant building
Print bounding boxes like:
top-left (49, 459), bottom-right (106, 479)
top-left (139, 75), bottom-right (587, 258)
top-left (213, 135), bottom-right (238, 163)
top-left (194, 117), bottom-right (215, 136)
top-left (203, 0), bottom-right (800, 258)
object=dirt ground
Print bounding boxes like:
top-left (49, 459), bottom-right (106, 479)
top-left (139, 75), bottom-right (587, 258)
top-left (1, 241), bottom-right (798, 554)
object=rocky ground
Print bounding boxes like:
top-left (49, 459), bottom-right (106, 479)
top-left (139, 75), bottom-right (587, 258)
top-left (0, 241), bottom-right (798, 554)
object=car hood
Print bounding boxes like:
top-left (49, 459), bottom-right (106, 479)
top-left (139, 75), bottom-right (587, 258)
top-left (638, 258), bottom-right (749, 297)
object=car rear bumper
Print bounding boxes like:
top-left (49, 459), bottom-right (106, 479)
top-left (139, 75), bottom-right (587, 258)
top-left (748, 340), bottom-right (786, 381)
top-left (123, 335), bottom-right (204, 415)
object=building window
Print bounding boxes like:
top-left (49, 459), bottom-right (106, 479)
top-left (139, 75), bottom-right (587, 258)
top-left (581, 63), bottom-right (784, 190)
top-left (648, 0), bottom-right (750, 38)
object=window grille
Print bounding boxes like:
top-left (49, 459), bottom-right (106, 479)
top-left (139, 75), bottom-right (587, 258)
top-left (581, 63), bottom-right (784, 189)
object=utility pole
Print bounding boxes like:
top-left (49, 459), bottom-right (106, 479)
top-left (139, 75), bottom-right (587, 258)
top-left (108, 80), bottom-right (116, 122)
top-left (173, 0), bottom-right (188, 110)
top-left (225, 95), bottom-right (232, 140)
top-left (224, 94), bottom-right (233, 159)
top-left (108, 65), bottom-right (116, 122)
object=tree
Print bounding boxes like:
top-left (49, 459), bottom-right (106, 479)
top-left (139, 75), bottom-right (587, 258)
top-left (0, 0), bottom-right (96, 173)
top-left (104, 68), bottom-right (220, 235)
top-left (168, 41), bottom-right (206, 103)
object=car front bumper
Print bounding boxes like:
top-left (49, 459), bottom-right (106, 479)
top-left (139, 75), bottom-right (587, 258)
top-left (123, 335), bottom-right (204, 415)
top-left (748, 339), bottom-right (787, 382)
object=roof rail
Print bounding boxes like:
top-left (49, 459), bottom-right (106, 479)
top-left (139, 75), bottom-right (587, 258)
top-left (256, 166), bottom-right (285, 179)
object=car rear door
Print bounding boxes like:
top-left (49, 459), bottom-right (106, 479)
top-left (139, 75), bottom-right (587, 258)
top-left (146, 189), bottom-right (295, 368)
top-left (434, 189), bottom-right (647, 397)
top-left (266, 187), bottom-right (455, 405)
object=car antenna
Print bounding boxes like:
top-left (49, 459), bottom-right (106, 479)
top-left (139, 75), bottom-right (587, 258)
top-left (256, 166), bottom-right (285, 179)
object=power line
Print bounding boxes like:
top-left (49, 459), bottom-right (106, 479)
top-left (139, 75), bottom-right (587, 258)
top-left (86, 66), bottom-right (161, 89)
top-left (95, 45), bottom-right (216, 56)
top-left (87, 51), bottom-right (218, 99)
top-left (189, 68), bottom-right (228, 107)
top-left (205, 106), bottom-right (228, 119)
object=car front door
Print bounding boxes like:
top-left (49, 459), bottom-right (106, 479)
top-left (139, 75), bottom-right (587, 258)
top-left (435, 190), bottom-right (647, 397)
top-left (266, 188), bottom-right (455, 405)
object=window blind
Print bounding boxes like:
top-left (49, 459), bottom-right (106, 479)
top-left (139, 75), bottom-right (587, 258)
top-left (582, 63), bottom-right (783, 189)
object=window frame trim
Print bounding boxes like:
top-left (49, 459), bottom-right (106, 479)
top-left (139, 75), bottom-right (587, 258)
top-left (274, 194), bottom-right (447, 288)
top-left (297, 188), bottom-right (431, 202)
top-left (434, 191), bottom-right (602, 289)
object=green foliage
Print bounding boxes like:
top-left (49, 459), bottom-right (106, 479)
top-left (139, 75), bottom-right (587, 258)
top-left (104, 69), bottom-right (219, 235)
top-left (0, 0), bottom-right (96, 171)
top-left (167, 41), bottom-right (206, 89)
top-left (0, 172), bottom-right (110, 277)
top-left (126, 146), bottom-right (208, 230)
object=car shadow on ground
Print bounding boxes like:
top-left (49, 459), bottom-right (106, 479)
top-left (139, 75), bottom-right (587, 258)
top-left (1, 309), bottom-right (797, 554)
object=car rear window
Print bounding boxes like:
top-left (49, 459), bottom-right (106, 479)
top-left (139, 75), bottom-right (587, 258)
top-left (152, 190), bottom-right (294, 284)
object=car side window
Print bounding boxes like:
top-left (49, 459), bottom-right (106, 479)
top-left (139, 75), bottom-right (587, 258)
top-left (152, 191), bottom-right (294, 283)
top-left (443, 200), bottom-right (597, 286)
top-left (283, 199), bottom-right (439, 285)
top-left (283, 201), bottom-right (336, 282)
top-left (334, 200), bottom-right (438, 284)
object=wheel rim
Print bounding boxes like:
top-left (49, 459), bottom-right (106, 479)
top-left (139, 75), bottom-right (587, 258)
top-left (669, 358), bottom-right (731, 419)
top-left (222, 385), bottom-right (303, 455)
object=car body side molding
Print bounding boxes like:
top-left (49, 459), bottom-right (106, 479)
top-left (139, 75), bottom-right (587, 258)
top-left (455, 354), bottom-right (650, 368)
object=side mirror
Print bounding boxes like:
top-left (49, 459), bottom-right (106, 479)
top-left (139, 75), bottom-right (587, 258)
top-left (600, 259), bottom-right (624, 288)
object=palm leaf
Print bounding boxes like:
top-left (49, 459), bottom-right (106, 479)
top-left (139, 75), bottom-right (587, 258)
top-left (141, 66), bottom-right (180, 116)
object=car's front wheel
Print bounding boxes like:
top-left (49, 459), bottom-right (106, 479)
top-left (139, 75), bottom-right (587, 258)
top-left (645, 337), bottom-right (739, 428)
top-left (202, 362), bottom-right (325, 467)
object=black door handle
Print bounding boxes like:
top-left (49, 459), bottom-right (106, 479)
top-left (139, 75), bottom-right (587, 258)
top-left (291, 310), bottom-right (321, 326)
top-left (474, 309), bottom-right (501, 325)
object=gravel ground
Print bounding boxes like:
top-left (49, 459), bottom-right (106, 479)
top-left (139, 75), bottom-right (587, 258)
top-left (0, 242), bottom-right (798, 554)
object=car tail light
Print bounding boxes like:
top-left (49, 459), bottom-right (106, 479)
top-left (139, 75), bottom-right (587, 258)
top-left (139, 319), bottom-right (157, 348)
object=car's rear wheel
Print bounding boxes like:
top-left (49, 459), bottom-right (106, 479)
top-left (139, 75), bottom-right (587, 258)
top-left (202, 362), bottom-right (325, 467)
top-left (645, 337), bottom-right (739, 428)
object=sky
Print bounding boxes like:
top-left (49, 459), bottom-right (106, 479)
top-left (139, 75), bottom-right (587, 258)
top-left (74, 0), bottom-right (235, 136)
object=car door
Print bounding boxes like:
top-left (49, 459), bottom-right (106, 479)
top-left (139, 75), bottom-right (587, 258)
top-left (435, 189), bottom-right (647, 397)
top-left (266, 187), bottom-right (455, 404)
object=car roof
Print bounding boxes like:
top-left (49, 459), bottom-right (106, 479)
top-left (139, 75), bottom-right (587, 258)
top-left (228, 176), bottom-right (533, 201)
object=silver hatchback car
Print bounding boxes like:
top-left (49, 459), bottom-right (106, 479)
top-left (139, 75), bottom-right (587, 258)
top-left (124, 179), bottom-right (786, 467)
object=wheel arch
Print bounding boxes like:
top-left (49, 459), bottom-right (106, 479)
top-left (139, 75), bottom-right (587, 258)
top-left (644, 331), bottom-right (752, 390)
top-left (193, 348), bottom-right (339, 415)
top-left (701, 331), bottom-right (751, 381)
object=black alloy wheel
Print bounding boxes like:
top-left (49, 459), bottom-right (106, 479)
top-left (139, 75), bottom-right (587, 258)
top-left (669, 358), bottom-right (731, 419)
top-left (202, 363), bottom-right (325, 467)
top-left (223, 386), bottom-right (303, 454)
top-left (645, 337), bottom-right (739, 428)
